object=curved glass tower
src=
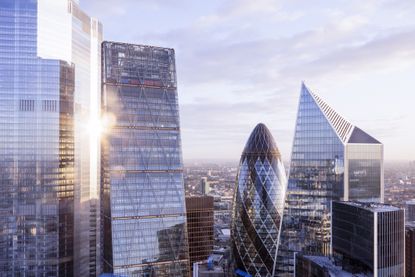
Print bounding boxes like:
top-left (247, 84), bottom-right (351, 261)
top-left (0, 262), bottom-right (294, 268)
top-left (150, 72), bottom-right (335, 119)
top-left (231, 123), bottom-right (287, 277)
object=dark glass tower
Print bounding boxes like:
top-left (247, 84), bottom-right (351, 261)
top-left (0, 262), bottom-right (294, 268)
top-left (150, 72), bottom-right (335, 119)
top-left (277, 83), bottom-right (384, 275)
top-left (185, 196), bottom-right (214, 268)
top-left (231, 123), bottom-right (287, 277)
top-left (101, 41), bottom-right (190, 276)
top-left (0, 1), bottom-right (75, 275)
top-left (332, 201), bottom-right (405, 277)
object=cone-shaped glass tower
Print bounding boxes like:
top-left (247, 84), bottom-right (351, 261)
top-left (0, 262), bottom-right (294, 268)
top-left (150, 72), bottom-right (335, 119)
top-left (231, 123), bottom-right (287, 277)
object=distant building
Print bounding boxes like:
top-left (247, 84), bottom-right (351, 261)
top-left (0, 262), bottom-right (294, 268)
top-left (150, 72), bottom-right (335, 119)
top-left (231, 123), bottom-right (287, 277)
top-left (406, 222), bottom-right (415, 277)
top-left (332, 201), bottom-right (405, 277)
top-left (295, 255), bottom-right (366, 277)
top-left (101, 42), bottom-right (190, 276)
top-left (201, 177), bottom-right (211, 194)
top-left (277, 83), bottom-right (384, 275)
top-left (186, 196), bottom-right (214, 267)
top-left (406, 200), bottom-right (415, 221)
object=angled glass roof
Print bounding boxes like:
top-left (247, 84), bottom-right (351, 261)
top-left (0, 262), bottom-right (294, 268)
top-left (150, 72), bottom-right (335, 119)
top-left (302, 82), bottom-right (381, 145)
top-left (302, 83), bottom-right (353, 143)
top-left (348, 126), bottom-right (381, 144)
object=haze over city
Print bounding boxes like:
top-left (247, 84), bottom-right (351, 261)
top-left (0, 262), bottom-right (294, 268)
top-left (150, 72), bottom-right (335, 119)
top-left (81, 0), bottom-right (415, 161)
top-left (2, 1), bottom-right (415, 276)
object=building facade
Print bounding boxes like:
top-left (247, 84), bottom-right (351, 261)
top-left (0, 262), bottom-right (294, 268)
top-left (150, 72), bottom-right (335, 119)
top-left (406, 200), bottom-right (415, 222)
top-left (200, 177), bottom-right (210, 195)
top-left (277, 83), bottom-right (384, 275)
top-left (332, 201), bottom-right (405, 277)
top-left (406, 222), bottom-right (415, 277)
top-left (0, 0), bottom-right (101, 276)
top-left (186, 196), bottom-right (214, 267)
top-left (231, 123), bottom-right (287, 277)
top-left (101, 41), bottom-right (190, 276)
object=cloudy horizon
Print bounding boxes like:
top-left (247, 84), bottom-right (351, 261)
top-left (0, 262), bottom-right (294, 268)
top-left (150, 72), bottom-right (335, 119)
top-left (81, 0), bottom-right (415, 162)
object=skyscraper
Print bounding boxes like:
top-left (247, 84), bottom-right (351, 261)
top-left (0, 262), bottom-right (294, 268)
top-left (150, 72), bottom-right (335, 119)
top-left (332, 201), bottom-right (405, 277)
top-left (186, 196), bottom-right (214, 268)
top-left (406, 200), bottom-right (415, 222)
top-left (101, 41), bottom-right (190, 276)
top-left (231, 123), bottom-right (287, 277)
top-left (277, 83), bottom-right (384, 275)
top-left (0, 0), bottom-right (101, 276)
top-left (405, 222), bottom-right (415, 277)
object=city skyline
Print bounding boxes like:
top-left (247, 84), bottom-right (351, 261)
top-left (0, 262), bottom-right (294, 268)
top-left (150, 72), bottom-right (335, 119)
top-left (80, 0), bottom-right (415, 161)
top-left (1, 1), bottom-right (414, 277)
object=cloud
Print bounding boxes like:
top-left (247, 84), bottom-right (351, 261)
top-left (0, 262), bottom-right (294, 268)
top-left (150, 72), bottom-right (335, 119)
top-left (284, 28), bottom-right (415, 80)
top-left (80, 0), bottom-right (415, 160)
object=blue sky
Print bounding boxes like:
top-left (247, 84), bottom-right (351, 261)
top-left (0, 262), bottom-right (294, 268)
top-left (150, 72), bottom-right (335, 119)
top-left (81, 0), bottom-right (415, 162)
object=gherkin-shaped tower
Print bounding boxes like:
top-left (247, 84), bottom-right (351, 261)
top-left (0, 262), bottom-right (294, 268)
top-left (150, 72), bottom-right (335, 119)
top-left (231, 123), bottom-right (287, 277)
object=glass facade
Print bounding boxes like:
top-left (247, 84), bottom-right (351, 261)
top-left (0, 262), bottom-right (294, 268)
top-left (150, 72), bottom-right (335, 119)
top-left (346, 144), bottom-right (383, 202)
top-left (231, 123), bottom-right (287, 277)
top-left (185, 196), bottom-right (214, 268)
top-left (0, 1), bottom-right (75, 275)
top-left (69, 3), bottom-right (103, 276)
top-left (332, 201), bottom-right (405, 277)
top-left (101, 42), bottom-right (190, 276)
top-left (276, 84), bottom-right (384, 276)
top-left (0, 1), bottom-right (102, 275)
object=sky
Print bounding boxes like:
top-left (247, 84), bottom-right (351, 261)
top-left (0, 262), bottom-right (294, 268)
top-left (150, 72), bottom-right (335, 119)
top-left (81, 0), bottom-right (415, 162)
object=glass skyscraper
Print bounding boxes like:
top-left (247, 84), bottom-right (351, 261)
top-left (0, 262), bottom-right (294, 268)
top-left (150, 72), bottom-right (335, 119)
top-left (332, 201), bottom-right (405, 277)
top-left (231, 123), bottom-right (287, 277)
top-left (101, 41), bottom-right (190, 276)
top-left (276, 83), bottom-right (384, 276)
top-left (0, 0), bottom-right (102, 276)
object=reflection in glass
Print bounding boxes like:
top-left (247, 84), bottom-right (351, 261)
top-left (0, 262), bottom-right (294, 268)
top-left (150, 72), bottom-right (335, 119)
top-left (276, 84), bottom-right (383, 275)
top-left (0, 1), bottom-right (75, 275)
top-left (231, 123), bottom-right (287, 277)
top-left (101, 42), bottom-right (190, 276)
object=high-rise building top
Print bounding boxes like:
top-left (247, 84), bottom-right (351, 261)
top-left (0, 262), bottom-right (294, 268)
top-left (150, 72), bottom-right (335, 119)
top-left (101, 41), bottom-right (190, 276)
top-left (232, 123), bottom-right (287, 277)
top-left (294, 255), bottom-right (365, 277)
top-left (306, 87), bottom-right (381, 144)
top-left (338, 201), bottom-right (400, 212)
top-left (406, 222), bottom-right (415, 277)
top-left (277, 83), bottom-right (384, 275)
top-left (332, 201), bottom-right (405, 277)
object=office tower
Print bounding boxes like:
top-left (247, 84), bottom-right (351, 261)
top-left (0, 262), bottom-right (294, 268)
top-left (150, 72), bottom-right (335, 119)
top-left (277, 83), bottom-right (384, 275)
top-left (201, 177), bottom-right (210, 195)
top-left (0, 0), bottom-right (101, 276)
top-left (332, 201), bottom-right (405, 277)
top-left (186, 196), bottom-right (214, 268)
top-left (406, 222), bottom-right (415, 277)
top-left (406, 200), bottom-right (415, 222)
top-left (101, 41), bottom-right (190, 276)
top-left (231, 123), bottom-right (287, 277)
